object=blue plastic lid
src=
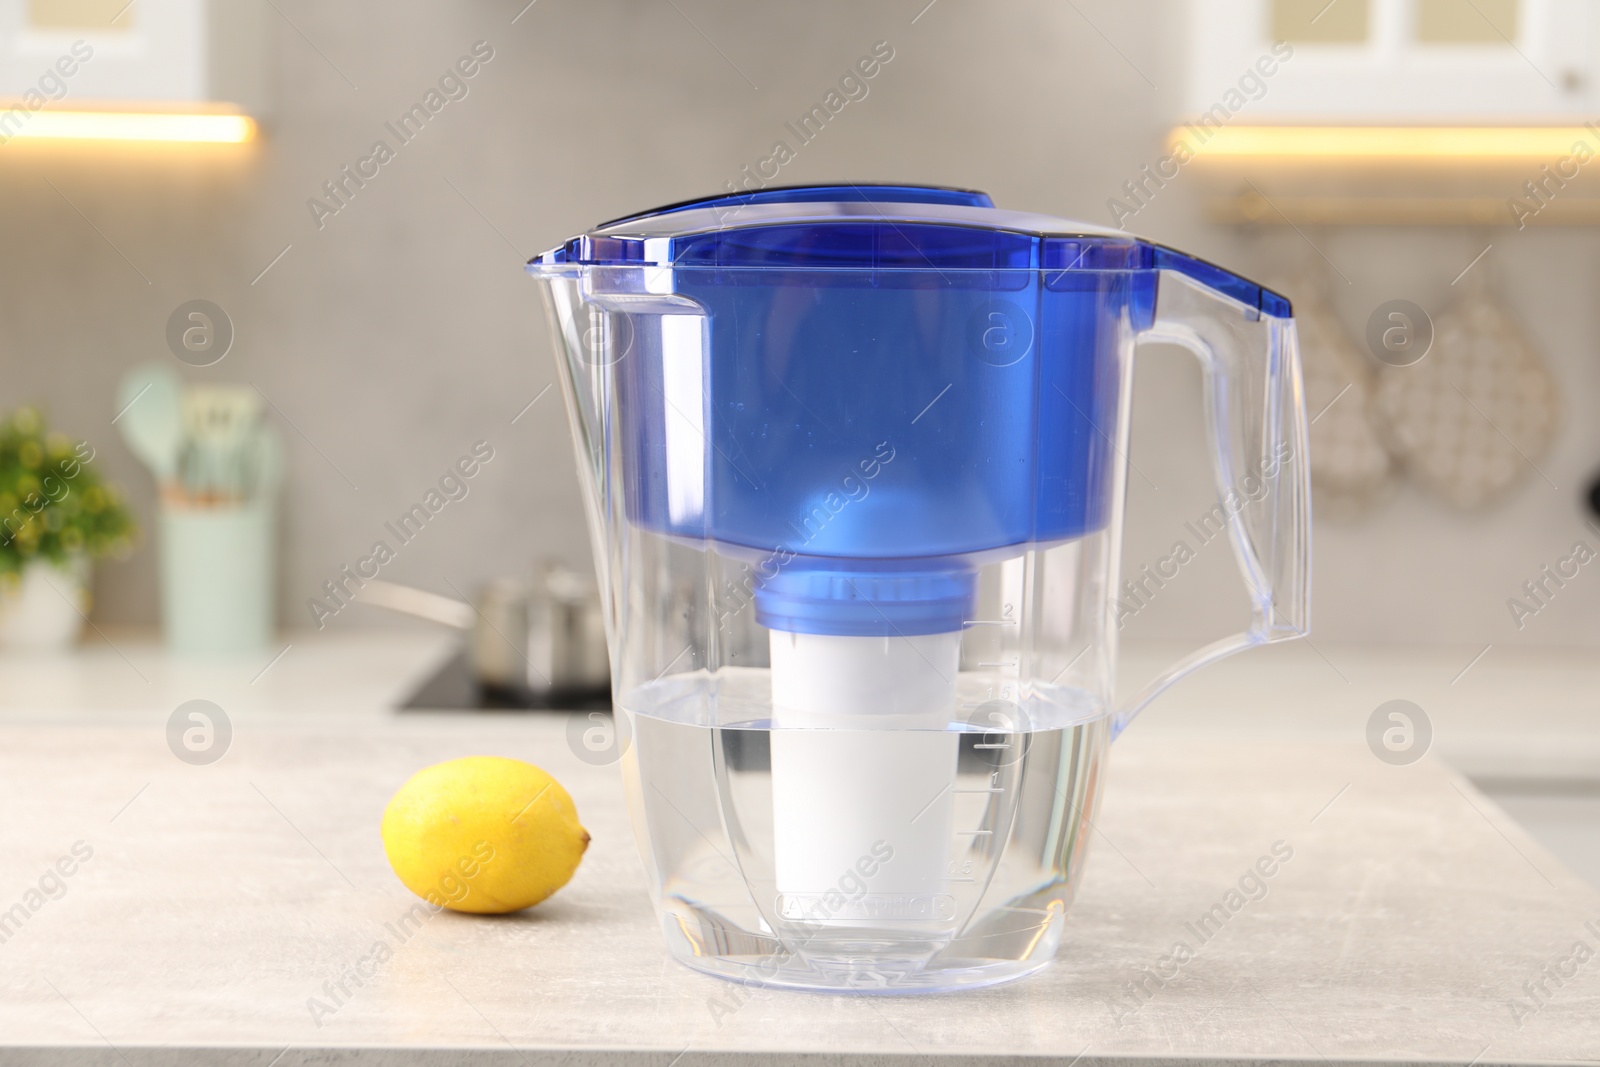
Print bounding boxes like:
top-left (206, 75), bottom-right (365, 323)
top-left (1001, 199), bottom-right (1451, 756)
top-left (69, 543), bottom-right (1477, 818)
top-left (528, 185), bottom-right (1292, 638)
top-left (597, 183), bottom-right (995, 228)
top-left (531, 184), bottom-right (1290, 318)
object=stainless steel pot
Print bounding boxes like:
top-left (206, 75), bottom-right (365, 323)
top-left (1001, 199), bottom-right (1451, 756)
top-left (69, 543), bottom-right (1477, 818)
top-left (363, 564), bottom-right (609, 703)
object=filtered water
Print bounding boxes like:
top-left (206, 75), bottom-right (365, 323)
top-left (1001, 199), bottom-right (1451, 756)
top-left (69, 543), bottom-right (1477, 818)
top-left (618, 668), bottom-right (1110, 992)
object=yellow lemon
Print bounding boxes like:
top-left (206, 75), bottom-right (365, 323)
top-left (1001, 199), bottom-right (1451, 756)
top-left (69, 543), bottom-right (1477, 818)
top-left (381, 756), bottom-right (589, 914)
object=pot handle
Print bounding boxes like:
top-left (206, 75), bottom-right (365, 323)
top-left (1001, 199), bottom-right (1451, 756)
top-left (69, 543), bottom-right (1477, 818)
top-left (1112, 268), bottom-right (1311, 736)
top-left (360, 579), bottom-right (475, 630)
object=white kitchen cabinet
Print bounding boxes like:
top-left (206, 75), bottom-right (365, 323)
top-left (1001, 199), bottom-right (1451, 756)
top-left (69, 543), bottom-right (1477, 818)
top-left (0, 0), bottom-right (266, 114)
top-left (1188, 0), bottom-right (1596, 120)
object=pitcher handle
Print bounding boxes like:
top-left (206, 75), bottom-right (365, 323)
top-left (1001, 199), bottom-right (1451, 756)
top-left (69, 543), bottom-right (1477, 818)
top-left (1111, 268), bottom-right (1311, 736)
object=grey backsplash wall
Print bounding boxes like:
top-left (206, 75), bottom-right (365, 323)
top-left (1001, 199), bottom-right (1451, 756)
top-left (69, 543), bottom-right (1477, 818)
top-left (2, 0), bottom-right (1596, 648)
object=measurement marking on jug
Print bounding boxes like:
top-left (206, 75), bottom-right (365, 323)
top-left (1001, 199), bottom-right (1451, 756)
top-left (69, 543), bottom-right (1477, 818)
top-left (953, 787), bottom-right (1003, 795)
top-left (963, 619), bottom-right (1020, 627)
top-left (973, 742), bottom-right (1011, 750)
top-left (976, 661), bottom-right (1017, 669)
top-left (956, 829), bottom-right (994, 836)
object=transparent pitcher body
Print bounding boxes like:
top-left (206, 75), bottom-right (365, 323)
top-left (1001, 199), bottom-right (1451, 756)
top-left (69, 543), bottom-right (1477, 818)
top-left (529, 188), bottom-right (1308, 993)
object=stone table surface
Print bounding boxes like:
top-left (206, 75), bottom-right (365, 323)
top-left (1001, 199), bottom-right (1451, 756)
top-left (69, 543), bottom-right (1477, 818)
top-left (0, 634), bottom-right (1596, 1065)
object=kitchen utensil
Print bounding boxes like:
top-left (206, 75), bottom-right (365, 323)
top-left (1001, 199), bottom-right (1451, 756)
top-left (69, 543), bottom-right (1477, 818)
top-left (362, 564), bottom-right (609, 703)
top-left (526, 184), bottom-right (1310, 992)
top-left (179, 385), bottom-right (262, 504)
top-left (244, 422), bottom-right (286, 500)
top-left (114, 363), bottom-right (184, 489)
top-left (117, 374), bottom-right (284, 655)
top-left (1374, 273), bottom-right (1559, 509)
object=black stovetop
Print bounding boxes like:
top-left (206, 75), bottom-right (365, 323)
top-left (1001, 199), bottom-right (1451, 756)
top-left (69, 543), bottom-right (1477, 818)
top-left (399, 650), bottom-right (610, 712)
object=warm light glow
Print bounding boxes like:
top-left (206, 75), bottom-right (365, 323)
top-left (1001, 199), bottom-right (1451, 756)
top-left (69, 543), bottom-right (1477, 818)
top-left (0, 110), bottom-right (255, 144)
top-left (1170, 126), bottom-right (1599, 161)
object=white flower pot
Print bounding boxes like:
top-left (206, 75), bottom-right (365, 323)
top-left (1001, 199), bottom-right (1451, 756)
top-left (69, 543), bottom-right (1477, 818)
top-left (0, 556), bottom-right (90, 650)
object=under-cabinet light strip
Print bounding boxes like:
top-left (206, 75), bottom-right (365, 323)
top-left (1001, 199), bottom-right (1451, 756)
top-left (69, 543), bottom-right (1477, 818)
top-left (0, 110), bottom-right (255, 144)
top-left (1171, 126), bottom-right (1599, 160)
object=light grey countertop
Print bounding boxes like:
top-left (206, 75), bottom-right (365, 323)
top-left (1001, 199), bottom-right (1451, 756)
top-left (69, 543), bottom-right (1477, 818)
top-left (0, 633), bottom-right (1596, 1065)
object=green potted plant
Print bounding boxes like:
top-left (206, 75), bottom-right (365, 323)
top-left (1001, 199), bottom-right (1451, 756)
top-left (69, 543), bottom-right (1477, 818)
top-left (0, 407), bottom-right (135, 649)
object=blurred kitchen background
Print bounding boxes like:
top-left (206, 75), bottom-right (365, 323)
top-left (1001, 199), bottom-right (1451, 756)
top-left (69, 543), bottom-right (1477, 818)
top-left (2, 0), bottom-right (1597, 656)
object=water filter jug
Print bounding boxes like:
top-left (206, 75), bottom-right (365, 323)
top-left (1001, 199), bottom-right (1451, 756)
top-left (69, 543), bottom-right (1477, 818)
top-left (527, 184), bottom-right (1309, 992)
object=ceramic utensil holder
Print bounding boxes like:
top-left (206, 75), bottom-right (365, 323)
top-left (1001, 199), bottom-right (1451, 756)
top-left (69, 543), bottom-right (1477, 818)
top-left (160, 499), bottom-right (275, 654)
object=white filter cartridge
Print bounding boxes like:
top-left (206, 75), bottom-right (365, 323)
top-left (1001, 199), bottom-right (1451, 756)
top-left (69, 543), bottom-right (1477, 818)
top-left (770, 629), bottom-right (961, 926)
